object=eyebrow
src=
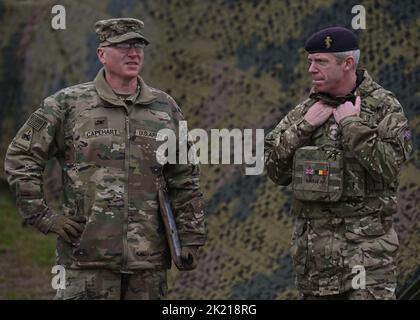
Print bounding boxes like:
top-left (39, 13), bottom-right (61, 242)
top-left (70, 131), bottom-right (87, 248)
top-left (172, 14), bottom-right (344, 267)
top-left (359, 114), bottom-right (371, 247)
top-left (308, 57), bottom-right (328, 63)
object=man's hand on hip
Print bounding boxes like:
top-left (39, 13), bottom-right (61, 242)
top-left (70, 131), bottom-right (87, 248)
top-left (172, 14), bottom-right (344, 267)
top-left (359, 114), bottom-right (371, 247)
top-left (303, 101), bottom-right (334, 127)
top-left (333, 96), bottom-right (361, 124)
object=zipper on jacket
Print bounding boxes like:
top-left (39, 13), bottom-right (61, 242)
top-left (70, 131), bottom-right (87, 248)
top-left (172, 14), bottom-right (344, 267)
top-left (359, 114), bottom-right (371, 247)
top-left (122, 115), bottom-right (130, 271)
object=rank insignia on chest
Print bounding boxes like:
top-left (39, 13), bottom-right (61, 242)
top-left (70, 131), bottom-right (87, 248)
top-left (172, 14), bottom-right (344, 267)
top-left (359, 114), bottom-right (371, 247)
top-left (94, 117), bottom-right (108, 129)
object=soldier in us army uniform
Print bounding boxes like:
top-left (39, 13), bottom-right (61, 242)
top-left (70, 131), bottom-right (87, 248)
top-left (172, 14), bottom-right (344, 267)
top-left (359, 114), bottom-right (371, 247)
top-left (265, 27), bottom-right (412, 300)
top-left (4, 18), bottom-right (206, 300)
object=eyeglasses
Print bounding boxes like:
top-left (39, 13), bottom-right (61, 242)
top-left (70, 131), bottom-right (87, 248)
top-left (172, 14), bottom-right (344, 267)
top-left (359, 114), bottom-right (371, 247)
top-left (109, 42), bottom-right (146, 52)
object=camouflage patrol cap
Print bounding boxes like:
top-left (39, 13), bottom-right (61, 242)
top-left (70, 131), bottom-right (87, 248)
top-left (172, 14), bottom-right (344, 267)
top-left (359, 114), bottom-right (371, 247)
top-left (305, 26), bottom-right (358, 53)
top-left (95, 18), bottom-right (149, 47)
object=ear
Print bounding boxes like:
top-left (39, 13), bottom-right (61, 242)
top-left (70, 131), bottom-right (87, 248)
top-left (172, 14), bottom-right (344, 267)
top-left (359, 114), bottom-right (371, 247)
top-left (343, 55), bottom-right (355, 71)
top-left (97, 47), bottom-right (106, 64)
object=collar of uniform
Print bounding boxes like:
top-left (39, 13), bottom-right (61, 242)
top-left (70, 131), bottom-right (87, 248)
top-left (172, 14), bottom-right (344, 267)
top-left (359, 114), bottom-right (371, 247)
top-left (353, 69), bottom-right (378, 97)
top-left (136, 76), bottom-right (157, 105)
top-left (94, 68), bottom-right (157, 106)
top-left (115, 86), bottom-right (140, 104)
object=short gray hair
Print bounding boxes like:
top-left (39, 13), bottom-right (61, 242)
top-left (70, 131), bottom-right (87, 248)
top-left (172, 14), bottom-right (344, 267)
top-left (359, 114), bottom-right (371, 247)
top-left (332, 49), bottom-right (360, 69)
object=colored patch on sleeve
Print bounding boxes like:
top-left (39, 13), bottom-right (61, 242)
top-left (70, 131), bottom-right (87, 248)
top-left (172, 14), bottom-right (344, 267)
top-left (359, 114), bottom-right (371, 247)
top-left (404, 130), bottom-right (412, 140)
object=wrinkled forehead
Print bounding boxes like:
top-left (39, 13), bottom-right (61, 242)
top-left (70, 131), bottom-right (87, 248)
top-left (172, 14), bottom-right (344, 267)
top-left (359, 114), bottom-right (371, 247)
top-left (307, 52), bottom-right (335, 61)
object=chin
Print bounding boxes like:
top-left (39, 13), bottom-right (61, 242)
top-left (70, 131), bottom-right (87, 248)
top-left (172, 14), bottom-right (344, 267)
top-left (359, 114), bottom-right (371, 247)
top-left (315, 84), bottom-right (332, 94)
top-left (124, 70), bottom-right (140, 78)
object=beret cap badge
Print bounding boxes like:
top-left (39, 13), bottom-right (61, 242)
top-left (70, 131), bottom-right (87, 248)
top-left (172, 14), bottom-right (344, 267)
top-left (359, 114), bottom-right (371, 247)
top-left (324, 36), bottom-right (332, 49)
top-left (305, 26), bottom-right (359, 53)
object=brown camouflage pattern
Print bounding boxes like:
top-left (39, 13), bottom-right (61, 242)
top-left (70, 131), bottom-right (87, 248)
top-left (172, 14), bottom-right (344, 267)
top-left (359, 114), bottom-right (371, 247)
top-left (265, 69), bottom-right (412, 299)
top-left (292, 146), bottom-right (344, 202)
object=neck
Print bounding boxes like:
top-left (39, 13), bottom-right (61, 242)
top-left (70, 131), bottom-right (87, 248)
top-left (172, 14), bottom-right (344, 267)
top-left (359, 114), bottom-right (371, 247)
top-left (104, 71), bottom-right (138, 95)
top-left (330, 71), bottom-right (357, 96)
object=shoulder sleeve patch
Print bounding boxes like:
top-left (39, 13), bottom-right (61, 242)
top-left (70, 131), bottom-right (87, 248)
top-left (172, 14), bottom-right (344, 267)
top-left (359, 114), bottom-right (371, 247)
top-left (12, 127), bottom-right (33, 152)
top-left (27, 113), bottom-right (48, 131)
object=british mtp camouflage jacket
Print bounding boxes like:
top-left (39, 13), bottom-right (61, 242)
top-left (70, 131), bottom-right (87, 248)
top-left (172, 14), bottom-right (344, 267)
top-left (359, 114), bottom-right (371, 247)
top-left (265, 69), bottom-right (412, 219)
top-left (264, 69), bottom-right (412, 297)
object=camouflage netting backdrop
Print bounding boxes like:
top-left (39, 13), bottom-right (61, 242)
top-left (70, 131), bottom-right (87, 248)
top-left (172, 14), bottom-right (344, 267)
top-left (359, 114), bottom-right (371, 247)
top-left (0, 0), bottom-right (418, 299)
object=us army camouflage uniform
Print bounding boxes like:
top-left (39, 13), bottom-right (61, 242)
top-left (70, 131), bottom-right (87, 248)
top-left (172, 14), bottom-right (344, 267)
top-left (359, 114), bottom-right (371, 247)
top-left (54, 268), bottom-right (168, 300)
top-left (4, 68), bottom-right (207, 299)
top-left (265, 69), bottom-right (412, 299)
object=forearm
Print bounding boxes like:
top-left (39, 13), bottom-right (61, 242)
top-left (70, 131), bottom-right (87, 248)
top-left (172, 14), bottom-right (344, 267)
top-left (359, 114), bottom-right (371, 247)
top-left (340, 114), bottom-right (412, 183)
top-left (5, 101), bottom-right (63, 233)
top-left (164, 163), bottom-right (206, 246)
top-left (265, 118), bottom-right (315, 185)
top-left (5, 147), bottom-right (53, 233)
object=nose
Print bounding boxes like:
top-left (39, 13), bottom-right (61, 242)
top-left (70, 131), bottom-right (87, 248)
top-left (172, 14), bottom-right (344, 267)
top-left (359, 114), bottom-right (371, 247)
top-left (127, 45), bottom-right (138, 54)
top-left (308, 62), bottom-right (317, 74)
top-left (127, 47), bottom-right (140, 56)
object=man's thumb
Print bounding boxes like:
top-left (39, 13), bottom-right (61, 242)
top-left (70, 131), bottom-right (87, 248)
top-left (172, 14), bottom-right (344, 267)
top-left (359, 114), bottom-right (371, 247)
top-left (355, 96), bottom-right (361, 110)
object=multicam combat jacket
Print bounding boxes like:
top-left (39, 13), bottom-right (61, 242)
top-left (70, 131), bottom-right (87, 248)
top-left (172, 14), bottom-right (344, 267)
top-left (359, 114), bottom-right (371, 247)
top-left (5, 68), bottom-right (206, 272)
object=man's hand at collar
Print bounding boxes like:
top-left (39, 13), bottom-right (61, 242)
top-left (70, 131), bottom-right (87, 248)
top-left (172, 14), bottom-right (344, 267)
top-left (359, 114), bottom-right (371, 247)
top-left (333, 96), bottom-right (361, 124)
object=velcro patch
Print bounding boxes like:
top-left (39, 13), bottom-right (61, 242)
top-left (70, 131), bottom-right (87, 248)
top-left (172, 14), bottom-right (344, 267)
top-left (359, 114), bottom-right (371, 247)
top-left (85, 128), bottom-right (120, 138)
top-left (12, 127), bottom-right (33, 151)
top-left (302, 161), bottom-right (330, 191)
top-left (135, 129), bottom-right (166, 140)
top-left (27, 113), bottom-right (48, 131)
top-left (94, 117), bottom-right (108, 129)
top-left (135, 129), bottom-right (157, 139)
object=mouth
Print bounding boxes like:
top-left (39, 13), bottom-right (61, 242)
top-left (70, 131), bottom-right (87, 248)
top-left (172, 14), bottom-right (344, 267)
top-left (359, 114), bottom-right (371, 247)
top-left (125, 62), bottom-right (139, 66)
top-left (312, 79), bottom-right (325, 85)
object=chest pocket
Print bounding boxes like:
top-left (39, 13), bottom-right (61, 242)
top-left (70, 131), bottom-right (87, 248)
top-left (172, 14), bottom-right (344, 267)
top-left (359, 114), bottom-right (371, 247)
top-left (130, 107), bottom-right (174, 169)
top-left (131, 128), bottom-right (165, 168)
top-left (341, 99), bottom-right (381, 198)
top-left (292, 146), bottom-right (344, 202)
top-left (359, 96), bottom-right (382, 126)
top-left (342, 156), bottom-right (366, 198)
top-left (73, 115), bottom-right (125, 168)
